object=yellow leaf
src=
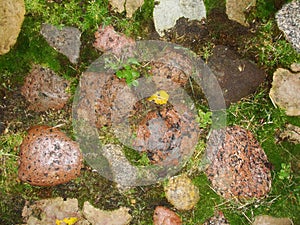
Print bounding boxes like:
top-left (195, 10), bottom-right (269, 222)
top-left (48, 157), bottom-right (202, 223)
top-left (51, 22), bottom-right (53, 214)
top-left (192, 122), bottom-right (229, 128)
top-left (147, 90), bottom-right (169, 105)
top-left (56, 217), bottom-right (79, 225)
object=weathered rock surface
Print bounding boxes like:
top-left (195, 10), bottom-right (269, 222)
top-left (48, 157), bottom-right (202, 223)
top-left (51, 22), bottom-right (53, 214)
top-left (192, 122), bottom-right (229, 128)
top-left (153, 0), bottom-right (206, 37)
top-left (0, 0), bottom-right (25, 55)
top-left (109, 0), bottom-right (144, 18)
top-left (22, 197), bottom-right (81, 225)
top-left (164, 174), bottom-right (200, 210)
top-left (18, 125), bottom-right (83, 186)
top-left (226, 0), bottom-right (255, 26)
top-left (252, 215), bottom-right (292, 225)
top-left (203, 211), bottom-right (230, 225)
top-left (93, 25), bottom-right (135, 56)
top-left (21, 65), bottom-right (71, 112)
top-left (83, 201), bottom-right (132, 225)
top-left (269, 68), bottom-right (300, 116)
top-left (207, 45), bottom-right (266, 107)
top-left (22, 197), bottom-right (132, 225)
top-left (153, 206), bottom-right (182, 225)
top-left (205, 126), bottom-right (272, 200)
top-left (40, 23), bottom-right (81, 63)
top-left (278, 124), bottom-right (300, 144)
top-left (276, 1), bottom-right (300, 52)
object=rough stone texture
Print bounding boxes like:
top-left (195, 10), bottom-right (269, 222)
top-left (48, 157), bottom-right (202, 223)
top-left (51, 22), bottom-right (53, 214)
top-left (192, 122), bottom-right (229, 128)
top-left (153, 0), bottom-right (206, 36)
top-left (40, 23), bottom-right (81, 64)
top-left (109, 0), bottom-right (144, 18)
top-left (132, 104), bottom-right (199, 166)
top-left (269, 68), bottom-right (300, 116)
top-left (207, 45), bottom-right (266, 107)
top-left (22, 198), bottom-right (132, 225)
top-left (0, 0), bottom-right (25, 55)
top-left (203, 211), bottom-right (230, 225)
top-left (278, 124), bottom-right (300, 144)
top-left (22, 197), bottom-right (81, 225)
top-left (291, 63), bottom-right (300, 72)
top-left (18, 125), bottom-right (83, 186)
top-left (164, 174), bottom-right (200, 210)
top-left (252, 215), bottom-right (292, 225)
top-left (226, 0), bottom-right (255, 26)
top-left (93, 25), bottom-right (135, 56)
top-left (205, 126), bottom-right (272, 200)
top-left (153, 206), bottom-right (182, 225)
top-left (276, 1), bottom-right (300, 52)
top-left (83, 201), bottom-right (132, 225)
top-left (21, 65), bottom-right (71, 112)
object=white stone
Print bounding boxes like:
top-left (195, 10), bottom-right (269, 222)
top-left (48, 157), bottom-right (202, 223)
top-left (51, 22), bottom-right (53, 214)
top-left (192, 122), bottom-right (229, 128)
top-left (153, 0), bottom-right (206, 37)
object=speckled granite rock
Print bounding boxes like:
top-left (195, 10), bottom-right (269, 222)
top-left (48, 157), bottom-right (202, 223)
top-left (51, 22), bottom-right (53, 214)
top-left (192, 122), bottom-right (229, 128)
top-left (93, 25), bottom-right (135, 56)
top-left (205, 126), bottom-right (272, 200)
top-left (164, 174), bottom-right (200, 210)
top-left (0, 0), bottom-right (25, 55)
top-left (203, 211), bottom-right (230, 225)
top-left (269, 68), bottom-right (300, 116)
top-left (40, 23), bottom-right (81, 63)
top-left (18, 125), bottom-right (83, 186)
top-left (276, 1), bottom-right (300, 52)
top-left (21, 65), bottom-right (71, 112)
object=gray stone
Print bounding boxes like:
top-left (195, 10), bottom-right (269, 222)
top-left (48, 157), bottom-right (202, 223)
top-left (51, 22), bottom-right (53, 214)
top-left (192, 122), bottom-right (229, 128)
top-left (226, 0), bottom-right (256, 26)
top-left (269, 68), bottom-right (300, 116)
top-left (0, 0), bottom-right (25, 55)
top-left (276, 1), bottom-right (300, 52)
top-left (207, 45), bottom-right (266, 107)
top-left (153, 0), bottom-right (206, 37)
top-left (40, 24), bottom-right (81, 64)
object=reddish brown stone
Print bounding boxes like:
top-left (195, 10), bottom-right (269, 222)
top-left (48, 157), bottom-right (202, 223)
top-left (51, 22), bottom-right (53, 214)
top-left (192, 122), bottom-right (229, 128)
top-left (153, 206), bottom-right (182, 225)
top-left (18, 125), bottom-right (83, 186)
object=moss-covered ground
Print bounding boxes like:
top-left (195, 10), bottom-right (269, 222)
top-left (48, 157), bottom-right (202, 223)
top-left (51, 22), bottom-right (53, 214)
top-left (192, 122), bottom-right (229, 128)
top-left (0, 0), bottom-right (299, 224)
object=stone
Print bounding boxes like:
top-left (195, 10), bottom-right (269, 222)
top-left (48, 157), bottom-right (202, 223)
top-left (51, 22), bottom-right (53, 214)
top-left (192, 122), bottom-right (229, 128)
top-left (0, 0), bottom-right (25, 55)
top-left (18, 125), bottom-right (83, 186)
top-left (278, 124), bottom-right (300, 144)
top-left (205, 126), bottom-right (272, 200)
top-left (203, 211), bottom-right (230, 225)
top-left (269, 68), bottom-right (300, 116)
top-left (153, 0), bottom-right (206, 37)
top-left (276, 1), bottom-right (300, 52)
top-left (164, 174), bottom-right (200, 210)
top-left (22, 197), bottom-right (82, 225)
top-left (226, 0), bottom-right (255, 26)
top-left (40, 23), bottom-right (81, 64)
top-left (252, 215), bottom-right (292, 225)
top-left (21, 65), bottom-right (71, 112)
top-left (291, 63), bottom-right (300, 72)
top-left (109, 0), bottom-right (144, 18)
top-left (153, 206), bottom-right (182, 225)
top-left (207, 45), bottom-right (266, 107)
top-left (93, 25), bottom-right (135, 56)
top-left (82, 201), bottom-right (132, 225)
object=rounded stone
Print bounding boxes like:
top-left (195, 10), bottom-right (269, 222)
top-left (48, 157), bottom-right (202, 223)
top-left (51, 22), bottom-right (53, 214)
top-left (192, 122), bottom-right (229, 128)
top-left (164, 174), bottom-right (200, 210)
top-left (18, 125), bottom-right (83, 186)
top-left (153, 206), bottom-right (182, 225)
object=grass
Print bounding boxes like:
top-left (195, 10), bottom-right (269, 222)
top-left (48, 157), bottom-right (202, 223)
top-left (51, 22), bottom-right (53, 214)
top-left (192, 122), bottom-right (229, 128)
top-left (0, 0), bottom-right (300, 224)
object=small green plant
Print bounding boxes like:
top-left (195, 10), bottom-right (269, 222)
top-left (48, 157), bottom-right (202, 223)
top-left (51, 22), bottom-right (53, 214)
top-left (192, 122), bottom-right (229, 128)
top-left (278, 163), bottom-right (291, 180)
top-left (196, 109), bottom-right (212, 128)
top-left (116, 58), bottom-right (141, 86)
